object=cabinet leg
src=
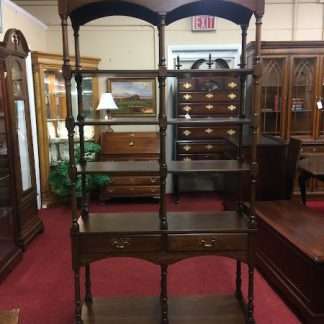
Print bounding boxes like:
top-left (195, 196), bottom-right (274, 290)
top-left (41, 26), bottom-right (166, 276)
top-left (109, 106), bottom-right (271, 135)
top-left (235, 260), bottom-right (242, 299)
top-left (160, 264), bottom-right (169, 323)
top-left (84, 264), bottom-right (93, 303)
top-left (74, 270), bottom-right (83, 324)
top-left (247, 264), bottom-right (255, 323)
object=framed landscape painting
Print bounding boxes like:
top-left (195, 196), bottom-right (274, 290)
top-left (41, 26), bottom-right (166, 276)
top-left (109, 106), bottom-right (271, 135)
top-left (107, 78), bottom-right (156, 117)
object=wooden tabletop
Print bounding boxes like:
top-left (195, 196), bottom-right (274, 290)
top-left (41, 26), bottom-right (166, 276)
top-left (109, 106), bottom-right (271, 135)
top-left (298, 155), bottom-right (324, 177)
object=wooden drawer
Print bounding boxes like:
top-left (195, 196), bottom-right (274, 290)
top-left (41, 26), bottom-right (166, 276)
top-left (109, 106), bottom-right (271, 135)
top-left (177, 154), bottom-right (224, 160)
top-left (109, 176), bottom-right (160, 186)
top-left (102, 185), bottom-right (160, 196)
top-left (178, 103), bottom-right (239, 116)
top-left (300, 145), bottom-right (324, 156)
top-left (178, 126), bottom-right (239, 139)
top-left (100, 132), bottom-right (159, 155)
top-left (178, 77), bottom-right (240, 91)
top-left (178, 91), bottom-right (240, 103)
top-left (168, 234), bottom-right (248, 252)
top-left (80, 235), bottom-right (161, 254)
top-left (177, 141), bottom-right (231, 154)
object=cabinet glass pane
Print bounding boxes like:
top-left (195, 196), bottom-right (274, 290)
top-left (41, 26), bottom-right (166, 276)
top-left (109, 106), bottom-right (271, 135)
top-left (319, 75), bottom-right (324, 136)
top-left (44, 69), bottom-right (95, 165)
top-left (0, 84), bottom-right (10, 207)
top-left (260, 58), bottom-right (284, 136)
top-left (15, 100), bottom-right (32, 191)
top-left (12, 61), bottom-right (23, 97)
top-left (290, 58), bottom-right (315, 136)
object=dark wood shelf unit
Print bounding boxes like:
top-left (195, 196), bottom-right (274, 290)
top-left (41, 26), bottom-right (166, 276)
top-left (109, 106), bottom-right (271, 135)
top-left (57, 0), bottom-right (264, 323)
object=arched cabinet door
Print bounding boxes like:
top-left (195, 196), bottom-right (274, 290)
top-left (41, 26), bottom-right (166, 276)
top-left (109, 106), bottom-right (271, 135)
top-left (0, 29), bottom-right (43, 250)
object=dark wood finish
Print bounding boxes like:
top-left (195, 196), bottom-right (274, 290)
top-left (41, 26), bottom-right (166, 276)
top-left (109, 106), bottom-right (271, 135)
top-left (0, 30), bottom-right (44, 250)
top-left (81, 296), bottom-right (247, 324)
top-left (0, 55), bottom-right (22, 283)
top-left (223, 135), bottom-right (286, 210)
top-left (254, 200), bottom-right (324, 324)
top-left (247, 41), bottom-right (324, 199)
top-left (298, 155), bottom-right (324, 204)
top-left (58, 0), bottom-right (264, 323)
top-left (98, 132), bottom-right (160, 201)
top-left (285, 137), bottom-right (302, 200)
top-left (174, 73), bottom-right (241, 202)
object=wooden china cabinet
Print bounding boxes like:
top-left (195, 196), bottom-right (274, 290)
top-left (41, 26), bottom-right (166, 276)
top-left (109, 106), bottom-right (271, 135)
top-left (247, 41), bottom-right (324, 199)
top-left (57, 0), bottom-right (264, 323)
top-left (0, 29), bottom-right (43, 250)
top-left (31, 52), bottom-right (100, 208)
top-left (0, 32), bottom-right (22, 282)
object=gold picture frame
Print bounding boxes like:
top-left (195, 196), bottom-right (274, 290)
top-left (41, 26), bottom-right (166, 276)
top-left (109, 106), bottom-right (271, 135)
top-left (107, 78), bottom-right (156, 117)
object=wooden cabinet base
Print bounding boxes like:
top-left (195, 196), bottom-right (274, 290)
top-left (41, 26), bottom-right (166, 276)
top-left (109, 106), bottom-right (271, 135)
top-left (81, 296), bottom-right (246, 323)
top-left (0, 249), bottom-right (22, 284)
top-left (254, 200), bottom-right (324, 324)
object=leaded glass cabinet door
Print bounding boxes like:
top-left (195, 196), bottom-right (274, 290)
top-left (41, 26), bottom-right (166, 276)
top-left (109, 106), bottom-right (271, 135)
top-left (260, 57), bottom-right (287, 137)
top-left (288, 57), bottom-right (317, 137)
top-left (3, 29), bottom-right (43, 250)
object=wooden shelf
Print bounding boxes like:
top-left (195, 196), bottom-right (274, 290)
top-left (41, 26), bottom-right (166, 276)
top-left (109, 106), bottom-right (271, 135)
top-left (81, 296), bottom-right (247, 324)
top-left (77, 160), bottom-right (249, 175)
top-left (78, 211), bottom-right (252, 234)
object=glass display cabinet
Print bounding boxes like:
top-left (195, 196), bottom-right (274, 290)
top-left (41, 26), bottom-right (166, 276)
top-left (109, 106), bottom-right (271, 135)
top-left (31, 52), bottom-right (100, 207)
top-left (0, 42), bottom-right (22, 281)
top-left (1, 29), bottom-right (43, 250)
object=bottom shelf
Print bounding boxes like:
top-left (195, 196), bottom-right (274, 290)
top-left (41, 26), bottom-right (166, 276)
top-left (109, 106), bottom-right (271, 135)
top-left (81, 295), bottom-right (247, 323)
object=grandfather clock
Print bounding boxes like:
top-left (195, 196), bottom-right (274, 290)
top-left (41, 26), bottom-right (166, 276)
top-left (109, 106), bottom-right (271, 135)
top-left (0, 29), bottom-right (43, 250)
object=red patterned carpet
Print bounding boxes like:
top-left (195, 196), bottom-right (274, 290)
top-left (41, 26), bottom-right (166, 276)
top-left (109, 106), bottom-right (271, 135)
top-left (0, 193), bottom-right (303, 323)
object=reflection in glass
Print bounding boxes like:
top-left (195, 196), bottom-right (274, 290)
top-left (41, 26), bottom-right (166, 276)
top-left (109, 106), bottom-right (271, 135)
top-left (12, 61), bottom-right (23, 97)
top-left (290, 58), bottom-right (315, 135)
top-left (15, 100), bottom-right (32, 191)
top-left (261, 58), bottom-right (283, 136)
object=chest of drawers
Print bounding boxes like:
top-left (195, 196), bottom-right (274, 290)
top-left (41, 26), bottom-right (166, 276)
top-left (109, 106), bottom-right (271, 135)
top-left (99, 132), bottom-right (160, 202)
top-left (173, 76), bottom-right (240, 200)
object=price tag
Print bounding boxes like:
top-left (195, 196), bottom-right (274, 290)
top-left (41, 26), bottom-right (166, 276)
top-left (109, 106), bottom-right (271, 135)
top-left (317, 100), bottom-right (323, 109)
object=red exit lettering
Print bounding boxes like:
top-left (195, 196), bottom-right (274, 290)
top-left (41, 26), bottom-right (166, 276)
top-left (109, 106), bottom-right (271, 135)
top-left (192, 16), bottom-right (216, 31)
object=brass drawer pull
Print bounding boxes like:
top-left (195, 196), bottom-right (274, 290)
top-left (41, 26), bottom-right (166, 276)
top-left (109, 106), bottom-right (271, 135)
top-left (227, 129), bottom-right (236, 136)
top-left (205, 128), bottom-right (213, 134)
top-left (227, 104), bottom-right (237, 111)
top-left (150, 178), bottom-right (157, 183)
top-left (107, 188), bottom-right (115, 193)
top-left (183, 82), bottom-right (192, 89)
top-left (111, 238), bottom-right (131, 249)
top-left (206, 93), bottom-right (213, 99)
top-left (183, 94), bottom-right (192, 100)
top-left (183, 105), bottom-right (191, 112)
top-left (228, 93), bottom-right (237, 100)
top-left (205, 104), bottom-right (214, 110)
top-left (206, 144), bottom-right (213, 150)
top-left (183, 157), bottom-right (192, 161)
top-left (228, 81), bottom-right (237, 89)
top-left (183, 129), bottom-right (192, 136)
top-left (199, 239), bottom-right (216, 248)
top-left (129, 133), bottom-right (135, 146)
top-left (183, 145), bottom-right (191, 152)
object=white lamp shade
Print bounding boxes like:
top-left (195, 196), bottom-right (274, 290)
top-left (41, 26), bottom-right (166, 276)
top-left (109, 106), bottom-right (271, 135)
top-left (96, 93), bottom-right (118, 110)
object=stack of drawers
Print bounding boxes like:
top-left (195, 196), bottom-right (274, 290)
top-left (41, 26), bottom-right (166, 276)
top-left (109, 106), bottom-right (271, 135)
top-left (175, 76), bottom-right (240, 160)
top-left (99, 132), bottom-right (160, 202)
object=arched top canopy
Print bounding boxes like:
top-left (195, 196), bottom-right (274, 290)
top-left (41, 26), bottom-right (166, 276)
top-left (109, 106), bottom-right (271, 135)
top-left (58, 0), bottom-right (264, 27)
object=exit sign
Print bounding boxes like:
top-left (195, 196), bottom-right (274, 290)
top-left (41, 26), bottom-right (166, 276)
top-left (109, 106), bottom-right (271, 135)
top-left (192, 16), bottom-right (216, 31)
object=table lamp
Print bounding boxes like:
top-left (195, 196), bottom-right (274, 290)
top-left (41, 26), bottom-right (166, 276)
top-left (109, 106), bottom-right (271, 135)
top-left (96, 92), bottom-right (118, 132)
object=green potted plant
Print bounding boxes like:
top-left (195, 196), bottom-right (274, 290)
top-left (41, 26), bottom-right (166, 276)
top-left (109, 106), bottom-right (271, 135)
top-left (48, 142), bottom-right (110, 200)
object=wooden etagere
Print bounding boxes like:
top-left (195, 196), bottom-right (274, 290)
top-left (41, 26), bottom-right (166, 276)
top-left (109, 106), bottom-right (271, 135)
top-left (57, 0), bottom-right (264, 323)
